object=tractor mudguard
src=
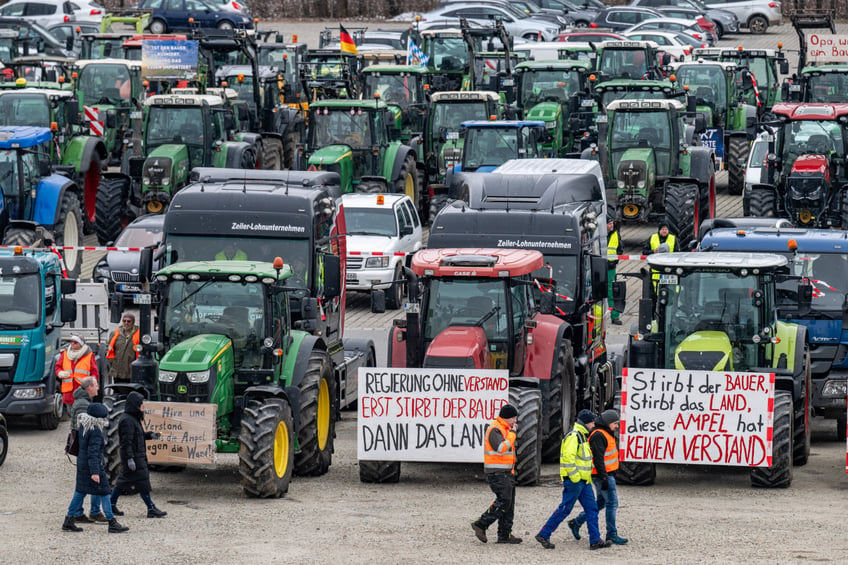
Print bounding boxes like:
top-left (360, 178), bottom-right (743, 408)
top-left (281, 331), bottom-right (325, 390)
top-left (308, 146), bottom-right (354, 191)
top-left (387, 143), bottom-right (414, 183)
top-left (62, 136), bottom-right (107, 173)
top-left (342, 337), bottom-right (375, 361)
top-left (236, 132), bottom-right (261, 148)
top-left (744, 105), bottom-right (758, 139)
top-left (387, 326), bottom-right (406, 367)
top-left (222, 141), bottom-right (253, 169)
top-left (34, 175), bottom-right (77, 228)
top-left (524, 315), bottom-right (571, 382)
top-left (242, 384), bottom-right (297, 427)
top-left (103, 382), bottom-right (150, 400)
top-left (771, 321), bottom-right (804, 393)
top-left (670, 147), bottom-right (713, 188)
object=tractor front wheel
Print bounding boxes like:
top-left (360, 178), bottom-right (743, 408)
top-left (511, 387), bottom-right (543, 486)
top-left (359, 460), bottom-right (401, 483)
top-left (541, 341), bottom-right (575, 463)
top-left (726, 137), bottom-right (748, 195)
top-left (395, 155), bottom-right (419, 208)
top-left (52, 191), bottom-right (83, 278)
top-left (750, 391), bottom-right (792, 488)
top-left (294, 350), bottom-right (336, 476)
top-left (104, 394), bottom-right (125, 484)
top-left (357, 179), bottom-right (385, 193)
top-left (665, 182), bottom-right (699, 246)
top-left (239, 399), bottom-right (295, 497)
top-left (748, 186), bottom-right (776, 218)
top-left (94, 177), bottom-right (130, 246)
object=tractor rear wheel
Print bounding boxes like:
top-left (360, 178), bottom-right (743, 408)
top-left (82, 152), bottom-right (102, 235)
top-left (294, 350), bottom-right (336, 476)
top-left (384, 263), bottom-right (404, 310)
top-left (793, 351), bottom-right (812, 466)
top-left (395, 155), bottom-right (419, 208)
top-left (53, 191), bottom-right (83, 278)
top-left (359, 460), bottom-right (401, 483)
top-left (239, 398), bottom-right (295, 497)
top-left (95, 177), bottom-right (130, 246)
top-left (428, 195), bottom-right (452, 225)
top-left (666, 182), bottom-right (699, 246)
top-left (542, 341), bottom-right (575, 463)
top-left (262, 138), bottom-right (283, 171)
top-left (751, 391), bottom-right (792, 488)
top-left (104, 394), bottom-right (125, 484)
top-left (613, 393), bottom-right (656, 485)
top-left (511, 387), bottom-right (543, 486)
top-left (726, 137), bottom-right (748, 195)
top-left (748, 186), bottom-right (776, 218)
top-left (283, 131), bottom-right (299, 170)
top-left (357, 179), bottom-right (385, 193)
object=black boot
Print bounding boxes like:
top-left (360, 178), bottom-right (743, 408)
top-left (147, 506), bottom-right (167, 518)
top-left (108, 518), bottom-right (129, 533)
top-left (111, 505), bottom-right (124, 516)
top-left (62, 516), bottom-right (83, 532)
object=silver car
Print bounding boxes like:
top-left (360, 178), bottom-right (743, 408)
top-left (418, 3), bottom-right (561, 41)
top-left (703, 0), bottom-right (781, 34)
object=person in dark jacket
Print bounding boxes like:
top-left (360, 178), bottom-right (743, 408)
top-left (110, 391), bottom-right (167, 518)
top-left (62, 403), bottom-right (128, 533)
top-left (67, 377), bottom-right (106, 524)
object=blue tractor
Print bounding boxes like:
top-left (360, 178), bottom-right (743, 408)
top-left (700, 220), bottom-right (848, 440)
top-left (0, 126), bottom-right (83, 277)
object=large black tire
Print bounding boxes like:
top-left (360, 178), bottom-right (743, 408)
top-left (239, 398), bottom-right (295, 497)
top-left (359, 460), bottom-right (401, 483)
top-left (840, 190), bottom-right (848, 229)
top-left (104, 395), bottom-right (125, 484)
top-left (428, 194), bottom-right (451, 225)
top-left (37, 388), bottom-right (62, 430)
top-left (511, 387), bottom-right (543, 486)
top-left (751, 390), bottom-right (792, 488)
top-left (384, 263), bottom-right (404, 311)
top-left (2, 227), bottom-right (38, 247)
top-left (0, 420), bottom-right (7, 467)
top-left (541, 341), bottom-right (575, 463)
top-left (613, 393), bottom-right (656, 486)
top-left (748, 186), bottom-right (776, 218)
top-left (95, 177), bottom-right (129, 246)
top-left (262, 138), bottom-right (283, 171)
top-left (837, 415), bottom-right (847, 442)
top-left (53, 190), bottom-right (83, 278)
top-left (394, 155), bottom-right (419, 208)
top-left (81, 152), bottom-right (102, 235)
top-left (726, 136), bottom-right (748, 195)
top-left (793, 351), bottom-right (812, 466)
top-left (357, 179), bottom-right (385, 193)
top-left (283, 131), bottom-right (298, 170)
top-left (240, 148), bottom-right (257, 170)
top-left (294, 350), bottom-right (336, 476)
top-left (665, 182), bottom-right (699, 247)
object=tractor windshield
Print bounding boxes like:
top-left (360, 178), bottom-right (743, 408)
top-left (82, 38), bottom-right (126, 59)
top-left (778, 252), bottom-right (848, 312)
top-left (162, 279), bottom-right (266, 365)
top-left (472, 56), bottom-right (520, 90)
top-left (0, 273), bottom-right (40, 328)
top-left (423, 36), bottom-right (467, 71)
top-left (780, 120), bottom-right (844, 170)
top-left (146, 106), bottom-right (206, 166)
top-left (311, 109), bottom-right (373, 149)
top-left (78, 63), bottom-right (132, 105)
top-left (431, 101), bottom-right (490, 138)
top-left (674, 65), bottom-right (727, 119)
top-left (805, 72), bottom-right (848, 103)
top-left (610, 110), bottom-right (673, 175)
top-left (362, 74), bottom-right (423, 110)
top-left (225, 76), bottom-right (257, 104)
top-left (531, 255), bottom-right (578, 312)
top-left (662, 270), bottom-right (761, 370)
top-left (463, 127), bottom-right (538, 170)
top-left (520, 70), bottom-right (581, 106)
top-left (423, 277), bottom-right (510, 352)
top-left (0, 94), bottom-right (50, 126)
top-left (258, 47), bottom-right (297, 87)
top-left (598, 48), bottom-right (649, 80)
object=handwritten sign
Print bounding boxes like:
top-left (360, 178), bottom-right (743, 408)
top-left (806, 34), bottom-right (848, 63)
top-left (142, 401), bottom-right (216, 464)
top-left (620, 368), bottom-right (775, 467)
top-left (357, 368), bottom-right (509, 462)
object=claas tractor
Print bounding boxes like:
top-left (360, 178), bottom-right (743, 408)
top-left (612, 251), bottom-right (812, 487)
top-left (367, 248), bottom-right (579, 485)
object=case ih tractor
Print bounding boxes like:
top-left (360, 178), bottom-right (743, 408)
top-left (368, 248), bottom-right (576, 485)
top-left (587, 99), bottom-right (716, 245)
top-left (745, 103), bottom-right (848, 228)
top-left (612, 251), bottom-right (812, 487)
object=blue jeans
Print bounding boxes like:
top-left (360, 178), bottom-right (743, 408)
top-left (574, 476), bottom-right (619, 538)
top-left (538, 479), bottom-right (600, 544)
top-left (111, 487), bottom-right (154, 510)
top-left (66, 491), bottom-right (102, 517)
top-left (90, 495), bottom-right (114, 520)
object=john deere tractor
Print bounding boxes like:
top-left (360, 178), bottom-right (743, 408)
top-left (587, 99), bottom-right (716, 245)
top-left (612, 252), bottom-right (812, 487)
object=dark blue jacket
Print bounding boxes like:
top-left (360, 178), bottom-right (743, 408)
top-left (75, 413), bottom-right (111, 495)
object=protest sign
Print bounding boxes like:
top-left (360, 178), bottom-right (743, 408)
top-left (142, 40), bottom-right (199, 80)
top-left (142, 401), bottom-right (216, 464)
top-left (806, 34), bottom-right (848, 63)
top-left (357, 368), bottom-right (509, 462)
top-left (620, 368), bottom-right (775, 467)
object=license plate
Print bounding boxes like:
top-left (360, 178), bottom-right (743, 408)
top-left (658, 275), bottom-right (678, 285)
top-left (133, 293), bottom-right (152, 304)
top-left (118, 284), bottom-right (142, 292)
top-left (346, 274), bottom-right (357, 282)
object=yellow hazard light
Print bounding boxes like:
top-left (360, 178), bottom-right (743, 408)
top-left (489, 114), bottom-right (496, 120)
top-left (237, 73), bottom-right (245, 83)
top-left (737, 45), bottom-right (743, 51)
top-left (788, 238), bottom-right (798, 251)
top-left (188, 17), bottom-right (194, 23)
top-left (50, 122), bottom-right (58, 131)
top-left (72, 72), bottom-right (78, 79)
top-left (683, 85), bottom-right (689, 91)
top-left (589, 74), bottom-right (597, 82)
top-left (273, 257), bottom-right (284, 270)
top-left (778, 42), bottom-right (783, 49)
top-left (377, 194), bottom-right (385, 205)
top-left (75, 26), bottom-right (81, 32)
top-left (736, 230), bottom-right (746, 236)
top-left (253, 17), bottom-right (259, 23)
top-left (58, 76), bottom-right (65, 83)
top-left (423, 84), bottom-right (430, 90)
top-left (13, 246), bottom-right (22, 255)
top-left (292, 34), bottom-right (298, 42)
top-left (143, 80), bottom-right (149, 87)
top-left (15, 78), bottom-right (26, 87)
top-left (374, 92), bottom-right (381, 99)
top-left (221, 80), bottom-right (228, 87)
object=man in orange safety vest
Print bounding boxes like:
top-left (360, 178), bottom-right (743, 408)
top-left (56, 335), bottom-right (99, 406)
top-left (106, 313), bottom-right (140, 383)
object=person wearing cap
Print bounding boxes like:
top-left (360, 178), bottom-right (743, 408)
top-left (643, 221), bottom-right (677, 291)
top-left (569, 409), bottom-right (628, 545)
top-left (471, 403), bottom-right (522, 545)
top-left (55, 335), bottom-right (100, 407)
top-left (106, 312), bottom-right (140, 383)
top-left (62, 403), bottom-right (128, 533)
top-left (536, 409), bottom-right (610, 551)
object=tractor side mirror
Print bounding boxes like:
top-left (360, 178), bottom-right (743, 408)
top-left (110, 292), bottom-right (123, 324)
top-left (60, 278), bottom-right (77, 296)
top-left (780, 82), bottom-right (789, 101)
top-left (611, 280), bottom-right (627, 316)
top-left (798, 282), bottom-right (812, 314)
top-left (779, 59), bottom-right (789, 75)
top-left (61, 298), bottom-right (77, 323)
top-left (661, 53), bottom-right (671, 66)
top-left (539, 291), bottom-right (555, 315)
top-left (223, 113), bottom-right (235, 131)
top-left (742, 72), bottom-right (753, 90)
top-left (65, 99), bottom-right (79, 125)
top-left (299, 297), bottom-right (319, 331)
top-left (591, 255), bottom-right (608, 301)
top-left (38, 159), bottom-right (51, 177)
top-left (322, 253), bottom-right (341, 298)
top-left (371, 289), bottom-right (386, 313)
top-left (138, 247), bottom-right (153, 283)
top-left (694, 115), bottom-right (707, 134)
top-left (66, 36), bottom-right (74, 52)
top-left (105, 112), bottom-right (117, 129)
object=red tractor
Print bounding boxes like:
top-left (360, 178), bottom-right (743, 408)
top-left (365, 248), bottom-right (578, 485)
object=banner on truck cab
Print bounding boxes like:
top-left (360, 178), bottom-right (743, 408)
top-left (806, 34), bottom-right (848, 63)
top-left (142, 401), bottom-right (216, 464)
top-left (357, 368), bottom-right (509, 462)
top-left (620, 368), bottom-right (775, 467)
top-left (142, 40), bottom-right (199, 80)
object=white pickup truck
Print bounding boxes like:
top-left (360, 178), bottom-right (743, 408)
top-left (341, 193), bottom-right (423, 309)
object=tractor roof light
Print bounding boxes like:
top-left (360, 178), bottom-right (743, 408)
top-left (237, 73), bottom-right (245, 83)
top-left (737, 230), bottom-right (746, 236)
top-left (13, 246), bottom-right (22, 255)
top-left (377, 194), bottom-right (385, 205)
top-left (788, 238), bottom-right (798, 251)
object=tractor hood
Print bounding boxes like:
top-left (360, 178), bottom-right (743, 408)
top-left (674, 330), bottom-right (733, 371)
top-left (791, 154), bottom-right (829, 179)
top-left (423, 326), bottom-right (488, 369)
top-left (524, 101), bottom-right (562, 125)
top-left (159, 334), bottom-right (233, 372)
top-left (309, 145), bottom-right (353, 165)
top-left (616, 147), bottom-right (655, 221)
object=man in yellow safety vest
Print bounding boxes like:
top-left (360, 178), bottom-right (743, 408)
top-left (607, 218), bottom-right (623, 325)
top-left (643, 221), bottom-right (676, 290)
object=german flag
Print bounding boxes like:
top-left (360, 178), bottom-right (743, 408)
top-left (340, 24), bottom-right (358, 54)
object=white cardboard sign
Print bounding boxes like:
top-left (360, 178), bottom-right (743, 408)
top-left (806, 34), bottom-right (848, 63)
top-left (357, 368), bottom-right (509, 462)
top-left (620, 368), bottom-right (775, 467)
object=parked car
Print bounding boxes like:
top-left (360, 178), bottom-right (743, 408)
top-left (654, 6), bottom-right (718, 38)
top-left (417, 3), bottom-right (562, 41)
top-left (92, 215), bottom-right (165, 296)
top-left (624, 17), bottom-right (716, 46)
top-left (630, 0), bottom-right (739, 36)
top-left (133, 0), bottom-right (255, 34)
top-left (590, 6), bottom-right (662, 32)
top-left (558, 30), bottom-right (625, 42)
top-left (341, 193), bottom-right (423, 310)
top-left (623, 30), bottom-right (704, 58)
top-left (702, 0), bottom-right (780, 34)
top-left (536, 0), bottom-right (600, 27)
top-left (0, 0), bottom-right (76, 27)
top-left (437, 0), bottom-right (571, 31)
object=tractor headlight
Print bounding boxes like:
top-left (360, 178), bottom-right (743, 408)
top-left (822, 379), bottom-right (848, 398)
top-left (637, 181), bottom-right (646, 188)
top-left (186, 370), bottom-right (210, 383)
top-left (617, 180), bottom-right (625, 189)
top-left (365, 256), bottom-right (390, 268)
top-left (158, 370), bottom-right (178, 383)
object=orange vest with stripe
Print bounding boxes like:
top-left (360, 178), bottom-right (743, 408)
top-left (60, 352), bottom-right (94, 393)
top-left (590, 428), bottom-right (619, 474)
top-left (106, 327), bottom-right (140, 360)
top-left (483, 418), bottom-right (516, 474)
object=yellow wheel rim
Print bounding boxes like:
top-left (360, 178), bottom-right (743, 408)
top-left (799, 209), bottom-right (813, 224)
top-left (404, 173), bottom-right (415, 200)
top-left (147, 201), bottom-right (164, 213)
top-left (317, 378), bottom-right (330, 451)
top-left (273, 420), bottom-right (289, 478)
top-left (623, 204), bottom-right (639, 218)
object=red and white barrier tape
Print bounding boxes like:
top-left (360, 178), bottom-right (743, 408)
top-left (1, 245), bottom-right (146, 252)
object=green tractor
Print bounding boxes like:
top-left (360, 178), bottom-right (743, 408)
top-left (94, 91), bottom-right (257, 244)
top-left (298, 49), bottom-right (363, 102)
top-left (411, 28), bottom-right (468, 93)
top-left (669, 60), bottom-right (760, 195)
top-left (256, 34), bottom-right (309, 114)
top-left (297, 99), bottom-right (421, 214)
top-left (780, 13), bottom-right (843, 104)
top-left (360, 64), bottom-right (430, 145)
top-left (612, 251), bottom-right (812, 487)
top-left (595, 40), bottom-right (665, 82)
top-left (593, 78), bottom-right (683, 110)
top-left (587, 98), bottom-right (715, 245)
top-left (691, 47), bottom-right (789, 110)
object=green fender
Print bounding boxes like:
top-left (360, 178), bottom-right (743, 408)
top-left (280, 331), bottom-right (326, 431)
top-left (308, 145), bottom-right (354, 192)
top-left (61, 136), bottom-right (107, 173)
top-left (385, 141), bottom-right (412, 184)
top-left (221, 141), bottom-right (253, 169)
top-left (772, 321), bottom-right (808, 399)
top-left (525, 101), bottom-right (563, 152)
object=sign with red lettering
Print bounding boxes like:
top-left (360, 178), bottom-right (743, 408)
top-left (806, 34), bottom-right (848, 63)
top-left (619, 368), bottom-right (775, 467)
top-left (357, 368), bottom-right (509, 462)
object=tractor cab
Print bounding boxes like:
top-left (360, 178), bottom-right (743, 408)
top-left (298, 49), bottom-right (363, 102)
top-left (360, 65), bottom-right (429, 142)
top-left (456, 120), bottom-right (546, 173)
top-left (670, 61), bottom-right (734, 126)
top-left (415, 29), bottom-right (469, 93)
top-left (594, 79), bottom-right (682, 110)
top-left (257, 39), bottom-right (308, 107)
top-left (604, 99), bottom-right (682, 183)
top-left (79, 34), bottom-right (131, 60)
top-left (596, 41), bottom-right (662, 82)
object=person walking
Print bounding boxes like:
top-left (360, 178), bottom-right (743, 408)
top-left (67, 377), bottom-right (106, 524)
top-left (607, 218), bottom-right (623, 325)
top-left (62, 403), bottom-right (129, 533)
top-left (535, 409), bottom-right (611, 551)
top-left (568, 409), bottom-right (629, 545)
top-left (471, 403), bottom-right (522, 545)
top-left (110, 391), bottom-right (167, 518)
top-left (56, 335), bottom-right (99, 408)
top-left (106, 313), bottom-right (140, 383)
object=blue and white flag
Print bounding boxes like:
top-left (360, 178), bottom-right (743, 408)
top-left (406, 36), bottom-right (429, 67)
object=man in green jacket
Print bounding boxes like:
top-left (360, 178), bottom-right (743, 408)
top-left (535, 409), bottom-right (610, 551)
